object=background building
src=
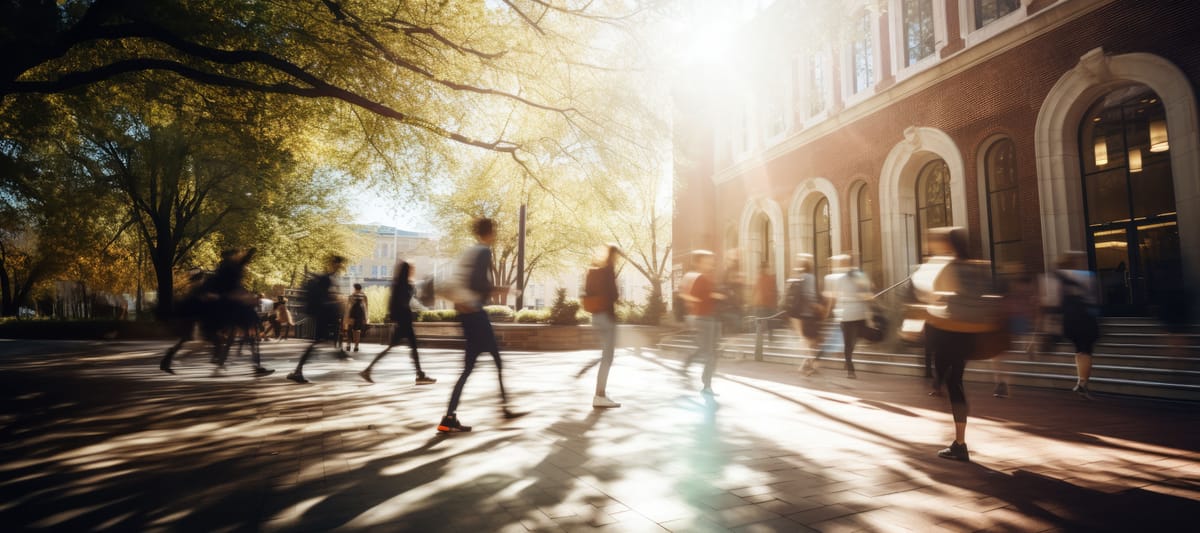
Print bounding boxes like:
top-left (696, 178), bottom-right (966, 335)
top-left (674, 0), bottom-right (1200, 317)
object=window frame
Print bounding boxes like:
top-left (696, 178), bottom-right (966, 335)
top-left (889, 0), bottom-right (948, 81)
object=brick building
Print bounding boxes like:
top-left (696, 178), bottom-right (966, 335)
top-left (673, 0), bottom-right (1200, 317)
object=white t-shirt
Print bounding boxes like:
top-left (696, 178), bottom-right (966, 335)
top-left (825, 271), bottom-right (872, 322)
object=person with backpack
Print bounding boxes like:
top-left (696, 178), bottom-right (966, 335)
top-left (437, 218), bottom-right (527, 433)
top-left (360, 261), bottom-right (435, 385)
top-left (787, 254), bottom-right (827, 375)
top-left (582, 244), bottom-right (621, 408)
top-left (287, 255), bottom-right (347, 384)
top-left (917, 227), bottom-right (1007, 462)
top-left (1057, 251), bottom-right (1100, 399)
top-left (345, 283), bottom-right (369, 352)
top-left (823, 254), bottom-right (873, 379)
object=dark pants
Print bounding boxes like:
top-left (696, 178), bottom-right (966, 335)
top-left (447, 311), bottom-right (507, 415)
top-left (366, 321), bottom-right (424, 376)
top-left (930, 325), bottom-right (972, 423)
top-left (294, 315), bottom-right (340, 372)
top-left (840, 320), bottom-right (865, 371)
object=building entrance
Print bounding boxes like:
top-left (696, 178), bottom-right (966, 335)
top-left (1079, 85), bottom-right (1182, 315)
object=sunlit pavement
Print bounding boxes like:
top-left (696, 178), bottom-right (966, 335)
top-left (0, 339), bottom-right (1196, 532)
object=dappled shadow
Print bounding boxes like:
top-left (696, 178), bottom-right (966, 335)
top-left (0, 340), bottom-right (1196, 531)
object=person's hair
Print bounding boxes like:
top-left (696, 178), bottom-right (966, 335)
top-left (472, 217), bottom-right (495, 238)
top-left (929, 227), bottom-right (969, 260)
top-left (794, 253), bottom-right (813, 273)
top-left (593, 244), bottom-right (620, 268)
top-left (396, 260), bottom-right (411, 282)
top-left (1059, 251), bottom-right (1086, 270)
top-left (278, 296), bottom-right (288, 304)
top-left (353, 283), bottom-right (362, 291)
top-left (690, 249), bottom-right (714, 269)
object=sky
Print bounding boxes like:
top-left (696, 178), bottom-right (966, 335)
top-left (350, 185), bottom-right (437, 234)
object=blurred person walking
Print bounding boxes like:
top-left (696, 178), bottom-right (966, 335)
top-left (287, 255), bottom-right (348, 383)
top-left (824, 254), bottom-right (873, 379)
top-left (274, 296), bottom-right (294, 340)
top-left (437, 218), bottom-right (526, 433)
top-left (582, 245), bottom-right (622, 408)
top-left (787, 254), bottom-right (827, 375)
top-left (751, 262), bottom-right (779, 338)
top-left (915, 227), bottom-right (1006, 462)
top-left (1057, 252), bottom-right (1100, 399)
top-left (680, 250), bottom-right (723, 395)
top-left (360, 261), bottom-right (436, 385)
top-left (346, 283), bottom-right (369, 352)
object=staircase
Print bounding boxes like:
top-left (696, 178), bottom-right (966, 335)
top-left (658, 317), bottom-right (1200, 401)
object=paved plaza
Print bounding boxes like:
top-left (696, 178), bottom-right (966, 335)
top-left (0, 338), bottom-right (1197, 532)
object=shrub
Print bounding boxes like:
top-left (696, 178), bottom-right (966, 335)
top-left (0, 319), bottom-right (172, 339)
top-left (485, 305), bottom-right (514, 322)
top-left (363, 285), bottom-right (390, 323)
top-left (548, 288), bottom-right (580, 325)
top-left (514, 308), bottom-right (551, 324)
top-left (615, 299), bottom-right (643, 324)
top-left (416, 309), bottom-right (457, 322)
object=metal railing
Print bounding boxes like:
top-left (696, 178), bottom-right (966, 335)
top-left (744, 276), bottom-right (916, 361)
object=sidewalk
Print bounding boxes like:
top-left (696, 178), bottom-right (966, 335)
top-left (0, 339), bottom-right (1196, 532)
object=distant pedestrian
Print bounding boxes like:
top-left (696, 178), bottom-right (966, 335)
top-left (583, 244), bottom-right (622, 408)
top-left (751, 262), bottom-right (778, 335)
top-left (824, 254), bottom-right (873, 379)
top-left (360, 261), bottom-right (436, 385)
top-left (787, 254), bottom-right (827, 375)
top-left (680, 250), bottom-right (723, 395)
top-left (274, 296), bottom-right (294, 340)
top-left (437, 218), bottom-right (526, 433)
top-left (1057, 252), bottom-right (1100, 399)
top-left (287, 255), bottom-right (348, 384)
top-left (346, 283), bottom-right (369, 352)
top-left (718, 253), bottom-right (744, 334)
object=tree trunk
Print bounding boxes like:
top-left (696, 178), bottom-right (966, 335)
top-left (152, 251), bottom-right (175, 320)
top-left (0, 265), bottom-right (13, 317)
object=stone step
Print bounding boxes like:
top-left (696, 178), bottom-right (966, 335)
top-left (659, 329), bottom-right (1200, 402)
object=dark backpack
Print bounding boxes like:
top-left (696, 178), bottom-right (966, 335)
top-left (301, 273), bottom-right (329, 317)
top-left (1057, 271), bottom-right (1092, 321)
top-left (785, 275), bottom-right (812, 319)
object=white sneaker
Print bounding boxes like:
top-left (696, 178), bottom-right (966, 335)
top-left (592, 395), bottom-right (621, 408)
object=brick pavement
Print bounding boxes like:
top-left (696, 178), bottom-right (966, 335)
top-left (0, 339), bottom-right (1196, 532)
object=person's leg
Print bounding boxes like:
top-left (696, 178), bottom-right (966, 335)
top-left (407, 329), bottom-right (427, 378)
top-left (447, 349), bottom-right (480, 416)
top-left (936, 332), bottom-right (971, 461)
top-left (842, 320), bottom-right (862, 377)
top-left (594, 312), bottom-right (617, 398)
top-left (699, 317), bottom-right (718, 391)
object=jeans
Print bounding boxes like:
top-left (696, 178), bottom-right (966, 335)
top-left (592, 311), bottom-right (617, 396)
top-left (687, 316), bottom-right (719, 389)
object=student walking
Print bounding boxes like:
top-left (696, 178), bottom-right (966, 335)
top-left (787, 254), bottom-right (827, 375)
top-left (360, 261), bottom-right (436, 385)
top-left (680, 250), bottom-right (723, 395)
top-left (346, 283), bottom-right (369, 352)
top-left (824, 254), bottom-right (873, 379)
top-left (584, 245), bottom-right (622, 408)
top-left (916, 227), bottom-right (1005, 462)
top-left (287, 255), bottom-right (347, 384)
top-left (274, 296), bottom-right (295, 340)
top-left (437, 218), bottom-right (526, 433)
top-left (1057, 252), bottom-right (1100, 399)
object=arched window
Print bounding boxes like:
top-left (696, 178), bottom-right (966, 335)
top-left (813, 197), bottom-right (832, 283)
top-left (916, 159), bottom-right (952, 259)
top-left (984, 139), bottom-right (1021, 269)
top-left (855, 185), bottom-right (881, 287)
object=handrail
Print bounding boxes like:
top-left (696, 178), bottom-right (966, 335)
top-left (874, 276), bottom-right (912, 300)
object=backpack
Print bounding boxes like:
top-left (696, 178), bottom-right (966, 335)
top-left (349, 293), bottom-right (367, 319)
top-left (301, 273), bottom-right (327, 317)
top-left (581, 267), bottom-right (606, 313)
top-left (784, 275), bottom-right (815, 319)
top-left (1057, 270), bottom-right (1093, 321)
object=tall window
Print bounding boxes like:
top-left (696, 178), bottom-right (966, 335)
top-left (984, 139), bottom-right (1022, 269)
top-left (851, 13), bottom-right (874, 94)
top-left (813, 197), bottom-right (832, 282)
top-left (902, 0), bottom-right (935, 66)
top-left (765, 79), bottom-right (786, 138)
top-left (974, 0), bottom-right (1019, 29)
top-left (809, 53), bottom-right (827, 116)
top-left (916, 159), bottom-right (952, 259)
top-left (855, 185), bottom-right (881, 287)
